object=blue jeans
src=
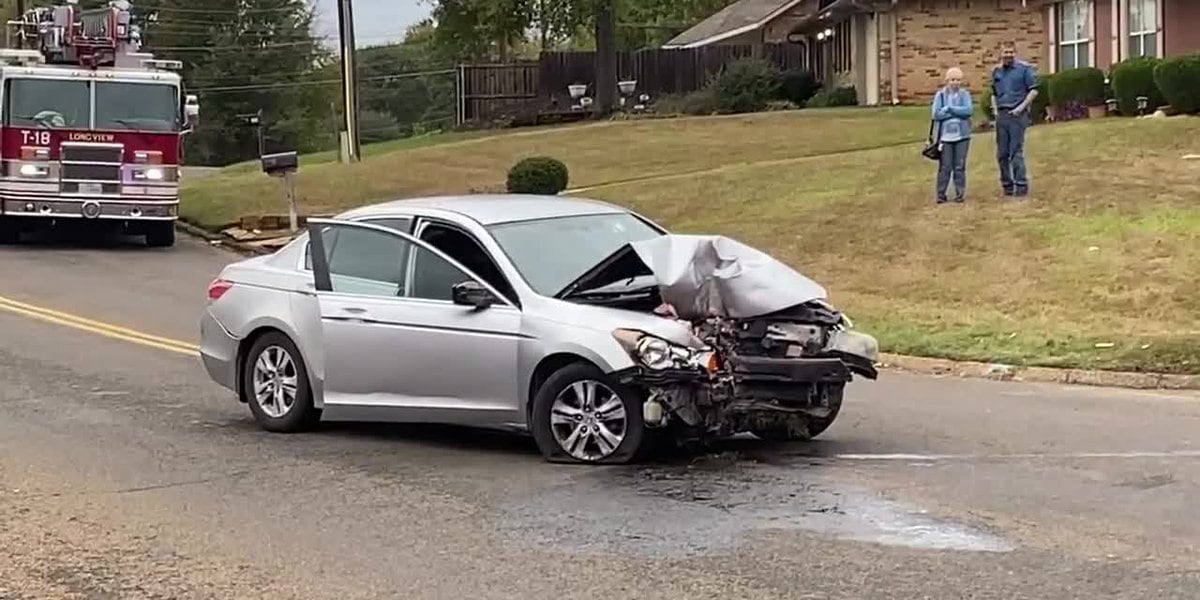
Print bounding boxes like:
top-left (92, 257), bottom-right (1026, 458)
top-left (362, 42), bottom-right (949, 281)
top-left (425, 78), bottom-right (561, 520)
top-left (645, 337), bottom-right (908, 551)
top-left (937, 138), bottom-right (970, 202)
top-left (996, 111), bottom-right (1029, 194)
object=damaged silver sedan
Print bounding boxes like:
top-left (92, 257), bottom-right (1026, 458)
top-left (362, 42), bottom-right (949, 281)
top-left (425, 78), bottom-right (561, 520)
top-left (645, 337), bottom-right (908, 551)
top-left (199, 194), bottom-right (878, 465)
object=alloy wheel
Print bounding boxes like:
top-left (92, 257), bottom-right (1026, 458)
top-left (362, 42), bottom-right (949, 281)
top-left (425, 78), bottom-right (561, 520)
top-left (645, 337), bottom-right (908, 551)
top-left (550, 379), bottom-right (627, 462)
top-left (252, 345), bottom-right (299, 419)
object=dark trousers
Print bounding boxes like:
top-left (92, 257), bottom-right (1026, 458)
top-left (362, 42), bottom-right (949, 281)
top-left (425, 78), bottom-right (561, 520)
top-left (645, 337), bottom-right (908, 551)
top-left (995, 111), bottom-right (1030, 194)
top-left (937, 138), bottom-right (970, 202)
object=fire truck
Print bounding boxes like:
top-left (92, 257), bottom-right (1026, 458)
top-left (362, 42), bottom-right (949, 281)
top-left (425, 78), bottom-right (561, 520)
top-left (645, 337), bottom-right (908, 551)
top-left (0, 1), bottom-right (199, 247)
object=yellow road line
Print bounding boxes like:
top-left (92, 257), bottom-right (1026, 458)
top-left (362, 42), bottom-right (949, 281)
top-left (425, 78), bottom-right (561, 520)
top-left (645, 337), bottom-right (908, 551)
top-left (0, 294), bottom-right (199, 356)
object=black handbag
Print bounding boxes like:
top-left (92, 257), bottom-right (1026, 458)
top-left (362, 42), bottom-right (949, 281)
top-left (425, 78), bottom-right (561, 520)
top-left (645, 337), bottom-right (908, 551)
top-left (922, 91), bottom-right (943, 161)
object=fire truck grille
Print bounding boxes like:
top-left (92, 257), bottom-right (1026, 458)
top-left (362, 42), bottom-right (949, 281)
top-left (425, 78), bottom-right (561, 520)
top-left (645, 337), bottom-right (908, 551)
top-left (61, 145), bottom-right (123, 165)
top-left (62, 163), bottom-right (121, 181)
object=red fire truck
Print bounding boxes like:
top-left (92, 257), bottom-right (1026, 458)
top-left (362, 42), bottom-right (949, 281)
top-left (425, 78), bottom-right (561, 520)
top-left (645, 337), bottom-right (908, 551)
top-left (0, 1), bottom-right (199, 247)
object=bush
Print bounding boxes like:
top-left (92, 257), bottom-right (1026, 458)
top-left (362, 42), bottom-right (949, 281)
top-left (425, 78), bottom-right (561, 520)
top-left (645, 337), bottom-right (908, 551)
top-left (1153, 53), bottom-right (1200, 114)
top-left (655, 89), bottom-right (719, 116)
top-left (1031, 72), bottom-right (1054, 122)
top-left (806, 85), bottom-right (858, 108)
top-left (778, 68), bottom-right (820, 106)
top-left (709, 57), bottom-right (781, 114)
top-left (1048, 67), bottom-right (1106, 106)
top-left (506, 157), bottom-right (569, 195)
top-left (1111, 57), bottom-right (1165, 115)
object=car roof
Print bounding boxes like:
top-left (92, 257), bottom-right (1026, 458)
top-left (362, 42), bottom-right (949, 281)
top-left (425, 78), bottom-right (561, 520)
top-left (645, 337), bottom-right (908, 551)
top-left (336, 193), bottom-right (628, 226)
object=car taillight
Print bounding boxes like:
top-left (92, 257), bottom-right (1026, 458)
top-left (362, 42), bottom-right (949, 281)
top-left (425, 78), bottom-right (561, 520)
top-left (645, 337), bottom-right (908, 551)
top-left (207, 279), bottom-right (233, 302)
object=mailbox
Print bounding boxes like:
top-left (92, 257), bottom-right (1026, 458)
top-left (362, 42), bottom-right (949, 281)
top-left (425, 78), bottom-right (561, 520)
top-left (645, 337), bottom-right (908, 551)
top-left (261, 151), bottom-right (298, 177)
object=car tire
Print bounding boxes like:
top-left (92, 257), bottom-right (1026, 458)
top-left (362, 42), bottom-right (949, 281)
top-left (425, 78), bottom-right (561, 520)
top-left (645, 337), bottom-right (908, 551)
top-left (145, 222), bottom-right (175, 248)
top-left (242, 332), bottom-right (321, 433)
top-left (752, 383), bottom-right (844, 442)
top-left (0, 217), bottom-right (20, 245)
top-left (531, 362), bottom-right (647, 465)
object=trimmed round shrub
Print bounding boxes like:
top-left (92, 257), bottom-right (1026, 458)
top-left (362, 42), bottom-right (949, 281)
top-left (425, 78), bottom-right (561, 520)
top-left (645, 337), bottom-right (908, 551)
top-left (1111, 56), bottom-right (1165, 115)
top-left (778, 68), bottom-right (820, 106)
top-left (1153, 53), bottom-right (1200, 114)
top-left (1048, 67), bottom-right (1106, 106)
top-left (506, 157), bottom-right (569, 195)
top-left (709, 57), bottom-right (782, 114)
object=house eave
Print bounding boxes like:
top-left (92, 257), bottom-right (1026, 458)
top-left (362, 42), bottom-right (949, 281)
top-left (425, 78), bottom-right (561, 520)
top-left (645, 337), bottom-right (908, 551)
top-left (661, 0), bottom-right (807, 49)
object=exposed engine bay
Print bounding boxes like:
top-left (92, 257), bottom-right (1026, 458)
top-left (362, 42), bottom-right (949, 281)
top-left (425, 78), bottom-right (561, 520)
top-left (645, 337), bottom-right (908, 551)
top-left (557, 234), bottom-right (880, 442)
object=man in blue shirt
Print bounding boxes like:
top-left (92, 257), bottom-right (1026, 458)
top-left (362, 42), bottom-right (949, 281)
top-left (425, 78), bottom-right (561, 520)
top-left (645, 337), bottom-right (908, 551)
top-left (990, 42), bottom-right (1039, 197)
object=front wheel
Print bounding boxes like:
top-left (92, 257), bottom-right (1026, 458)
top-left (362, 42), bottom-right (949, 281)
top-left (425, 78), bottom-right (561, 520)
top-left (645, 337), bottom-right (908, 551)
top-left (752, 383), bottom-right (845, 442)
top-left (242, 332), bottom-right (321, 433)
top-left (144, 222), bottom-right (176, 248)
top-left (0, 217), bottom-right (20, 245)
top-left (530, 362), bottom-right (647, 464)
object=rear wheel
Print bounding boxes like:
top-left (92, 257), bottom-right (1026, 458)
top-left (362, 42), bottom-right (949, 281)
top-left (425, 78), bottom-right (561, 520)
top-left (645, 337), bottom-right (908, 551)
top-left (531, 362), bottom-right (647, 464)
top-left (242, 332), bottom-right (321, 433)
top-left (145, 222), bottom-right (176, 248)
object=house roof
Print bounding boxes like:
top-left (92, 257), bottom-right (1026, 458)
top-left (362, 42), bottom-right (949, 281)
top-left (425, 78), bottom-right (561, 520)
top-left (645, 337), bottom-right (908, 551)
top-left (662, 0), bottom-right (804, 49)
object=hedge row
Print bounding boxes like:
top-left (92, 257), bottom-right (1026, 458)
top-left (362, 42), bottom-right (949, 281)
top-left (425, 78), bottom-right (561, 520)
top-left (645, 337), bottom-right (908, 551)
top-left (1050, 53), bottom-right (1200, 116)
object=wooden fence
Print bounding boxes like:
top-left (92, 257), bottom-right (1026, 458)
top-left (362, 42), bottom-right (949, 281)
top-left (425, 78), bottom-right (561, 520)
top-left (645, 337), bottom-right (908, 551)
top-left (457, 43), bottom-right (810, 125)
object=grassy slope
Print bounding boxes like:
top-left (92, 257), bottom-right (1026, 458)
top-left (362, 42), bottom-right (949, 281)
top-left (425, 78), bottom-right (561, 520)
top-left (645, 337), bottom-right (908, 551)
top-left (183, 109), bottom-right (1200, 373)
top-left (181, 108), bottom-right (928, 229)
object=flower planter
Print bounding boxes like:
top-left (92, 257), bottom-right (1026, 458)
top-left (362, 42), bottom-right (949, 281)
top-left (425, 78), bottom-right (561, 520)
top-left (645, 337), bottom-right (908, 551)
top-left (1086, 104), bottom-right (1107, 119)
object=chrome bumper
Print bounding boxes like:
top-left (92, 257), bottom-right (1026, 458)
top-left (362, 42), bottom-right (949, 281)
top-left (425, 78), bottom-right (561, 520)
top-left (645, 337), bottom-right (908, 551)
top-left (1, 196), bottom-right (179, 220)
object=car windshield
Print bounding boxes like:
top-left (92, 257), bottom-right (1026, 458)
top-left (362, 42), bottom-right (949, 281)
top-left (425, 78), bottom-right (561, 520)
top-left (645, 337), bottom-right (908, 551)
top-left (95, 82), bottom-right (181, 132)
top-left (4, 78), bottom-right (180, 132)
top-left (487, 212), bottom-right (663, 296)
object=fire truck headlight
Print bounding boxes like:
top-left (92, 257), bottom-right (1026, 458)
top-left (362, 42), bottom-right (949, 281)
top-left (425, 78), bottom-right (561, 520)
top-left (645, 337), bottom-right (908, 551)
top-left (140, 168), bottom-right (165, 181)
top-left (19, 164), bottom-right (49, 178)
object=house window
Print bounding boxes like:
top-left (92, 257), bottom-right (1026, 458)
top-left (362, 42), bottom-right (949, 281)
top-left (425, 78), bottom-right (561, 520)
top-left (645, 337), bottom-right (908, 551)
top-left (1128, 0), bottom-right (1157, 58)
top-left (1056, 0), bottom-right (1092, 70)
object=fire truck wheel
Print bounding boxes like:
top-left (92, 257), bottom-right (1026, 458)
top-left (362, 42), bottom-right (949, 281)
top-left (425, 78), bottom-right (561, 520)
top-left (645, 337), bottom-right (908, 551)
top-left (0, 218), bottom-right (19, 245)
top-left (145, 222), bottom-right (176, 248)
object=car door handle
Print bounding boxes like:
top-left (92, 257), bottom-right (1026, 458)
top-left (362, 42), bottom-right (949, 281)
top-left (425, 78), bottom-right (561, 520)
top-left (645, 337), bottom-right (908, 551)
top-left (342, 307), bottom-right (367, 315)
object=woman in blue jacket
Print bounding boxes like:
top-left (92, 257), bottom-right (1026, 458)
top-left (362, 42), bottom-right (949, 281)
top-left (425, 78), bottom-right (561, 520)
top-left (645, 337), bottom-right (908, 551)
top-left (931, 67), bottom-right (974, 203)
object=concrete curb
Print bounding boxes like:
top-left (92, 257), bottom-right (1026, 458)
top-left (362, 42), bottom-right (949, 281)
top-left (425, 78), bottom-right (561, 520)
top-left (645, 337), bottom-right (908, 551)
top-left (877, 353), bottom-right (1200, 391)
top-left (173, 224), bottom-right (1200, 392)
top-left (175, 220), bottom-right (272, 256)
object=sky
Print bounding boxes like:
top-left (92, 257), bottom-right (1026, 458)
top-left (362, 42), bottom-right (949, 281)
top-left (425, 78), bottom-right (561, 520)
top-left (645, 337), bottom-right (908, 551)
top-left (314, 0), bottom-right (431, 47)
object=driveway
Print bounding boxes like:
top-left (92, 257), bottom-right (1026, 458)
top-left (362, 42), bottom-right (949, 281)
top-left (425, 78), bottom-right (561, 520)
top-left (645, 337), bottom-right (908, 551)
top-left (1, 233), bottom-right (1198, 599)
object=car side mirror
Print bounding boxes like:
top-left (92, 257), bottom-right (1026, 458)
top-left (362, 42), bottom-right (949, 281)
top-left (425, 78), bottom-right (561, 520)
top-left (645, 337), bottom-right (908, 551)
top-left (452, 280), bottom-right (496, 310)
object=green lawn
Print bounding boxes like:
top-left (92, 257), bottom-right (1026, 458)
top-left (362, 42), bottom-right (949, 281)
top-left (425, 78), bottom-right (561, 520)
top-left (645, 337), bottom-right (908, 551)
top-left (181, 107), bottom-right (929, 229)
top-left (182, 108), bottom-right (1200, 374)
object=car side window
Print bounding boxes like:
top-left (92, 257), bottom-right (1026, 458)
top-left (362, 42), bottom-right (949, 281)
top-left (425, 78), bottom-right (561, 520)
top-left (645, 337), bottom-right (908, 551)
top-left (324, 227), bottom-right (410, 297)
top-left (361, 217), bottom-right (413, 234)
top-left (408, 244), bottom-right (476, 301)
top-left (304, 218), bottom-right (411, 271)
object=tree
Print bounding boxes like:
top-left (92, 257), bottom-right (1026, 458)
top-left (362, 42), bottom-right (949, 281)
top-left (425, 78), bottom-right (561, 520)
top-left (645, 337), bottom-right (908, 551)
top-left (139, 0), bottom-right (337, 165)
top-left (593, 0), bottom-right (617, 115)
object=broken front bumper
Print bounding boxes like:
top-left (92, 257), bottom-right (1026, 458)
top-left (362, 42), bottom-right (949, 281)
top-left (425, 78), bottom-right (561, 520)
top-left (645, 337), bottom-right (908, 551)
top-left (613, 351), bottom-right (875, 432)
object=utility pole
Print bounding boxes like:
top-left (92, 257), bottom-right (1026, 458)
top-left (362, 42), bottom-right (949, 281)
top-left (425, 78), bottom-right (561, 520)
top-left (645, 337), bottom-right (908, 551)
top-left (336, 0), bottom-right (361, 163)
top-left (593, 0), bottom-right (617, 118)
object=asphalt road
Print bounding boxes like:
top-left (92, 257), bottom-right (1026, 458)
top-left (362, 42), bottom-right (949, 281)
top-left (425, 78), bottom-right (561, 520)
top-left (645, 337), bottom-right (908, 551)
top-left (2, 231), bottom-right (1199, 599)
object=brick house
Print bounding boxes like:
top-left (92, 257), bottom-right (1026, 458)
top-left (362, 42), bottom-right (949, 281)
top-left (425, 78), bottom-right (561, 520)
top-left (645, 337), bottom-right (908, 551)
top-left (1031, 0), bottom-right (1200, 71)
top-left (663, 0), bottom-right (1199, 105)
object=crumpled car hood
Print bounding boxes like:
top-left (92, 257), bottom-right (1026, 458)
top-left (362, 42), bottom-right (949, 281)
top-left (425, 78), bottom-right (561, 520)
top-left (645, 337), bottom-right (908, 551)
top-left (624, 234), bottom-right (828, 321)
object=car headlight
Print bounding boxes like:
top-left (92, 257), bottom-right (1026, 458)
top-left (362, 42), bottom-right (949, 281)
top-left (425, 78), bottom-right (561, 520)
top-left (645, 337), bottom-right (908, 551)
top-left (613, 329), bottom-right (712, 371)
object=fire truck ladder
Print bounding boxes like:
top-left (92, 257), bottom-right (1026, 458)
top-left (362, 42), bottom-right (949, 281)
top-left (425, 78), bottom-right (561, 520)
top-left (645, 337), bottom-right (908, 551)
top-left (5, 1), bottom-right (144, 69)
